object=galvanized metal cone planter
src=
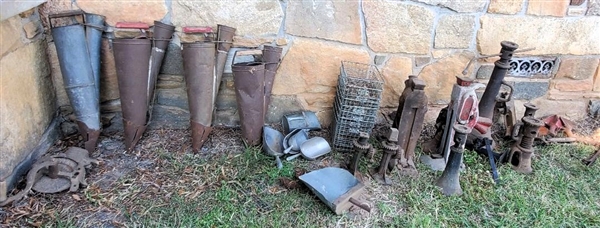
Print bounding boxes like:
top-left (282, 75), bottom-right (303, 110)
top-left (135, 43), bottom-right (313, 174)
top-left (49, 11), bottom-right (104, 153)
top-left (182, 42), bottom-right (217, 152)
top-left (147, 21), bottom-right (175, 109)
top-left (214, 24), bottom-right (236, 103)
top-left (262, 45), bottom-right (283, 114)
top-left (84, 13), bottom-right (105, 99)
top-left (112, 38), bottom-right (152, 151)
top-left (232, 62), bottom-right (266, 146)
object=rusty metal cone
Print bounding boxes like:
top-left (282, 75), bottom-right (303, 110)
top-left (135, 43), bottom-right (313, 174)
top-left (182, 42), bottom-right (217, 152)
top-left (147, 21), bottom-right (175, 109)
top-left (262, 45), bottom-right (283, 115)
top-left (232, 62), bottom-right (266, 146)
top-left (112, 38), bottom-right (152, 151)
top-left (214, 25), bottom-right (236, 103)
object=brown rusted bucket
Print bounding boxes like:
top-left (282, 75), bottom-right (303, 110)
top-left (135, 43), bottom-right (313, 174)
top-left (112, 38), bottom-right (152, 151)
top-left (232, 62), bottom-right (266, 146)
top-left (182, 42), bottom-right (217, 152)
top-left (147, 21), bottom-right (175, 109)
top-left (262, 45), bottom-right (283, 114)
top-left (214, 24), bottom-right (236, 103)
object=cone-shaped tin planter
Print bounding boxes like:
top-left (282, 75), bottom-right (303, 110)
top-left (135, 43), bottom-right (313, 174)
top-left (147, 21), bottom-right (175, 108)
top-left (262, 45), bottom-right (283, 114)
top-left (232, 62), bottom-right (266, 146)
top-left (182, 42), bottom-right (217, 152)
top-left (49, 11), bottom-right (104, 153)
top-left (112, 38), bottom-right (152, 151)
top-left (214, 24), bottom-right (236, 103)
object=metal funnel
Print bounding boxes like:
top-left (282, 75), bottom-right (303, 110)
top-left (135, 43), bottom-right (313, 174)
top-left (262, 45), bottom-right (283, 115)
top-left (182, 42), bottom-right (217, 152)
top-left (232, 62), bottom-right (265, 146)
top-left (147, 21), bottom-right (175, 109)
top-left (49, 11), bottom-right (102, 153)
top-left (112, 38), bottom-right (152, 151)
top-left (214, 24), bottom-right (236, 104)
top-left (84, 13), bottom-right (105, 99)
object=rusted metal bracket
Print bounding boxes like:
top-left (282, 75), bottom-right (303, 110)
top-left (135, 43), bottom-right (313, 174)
top-left (0, 148), bottom-right (97, 207)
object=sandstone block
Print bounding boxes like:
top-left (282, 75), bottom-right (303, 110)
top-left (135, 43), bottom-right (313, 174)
top-left (477, 16), bottom-right (600, 55)
top-left (527, 0), bottom-right (569, 16)
top-left (487, 0), bottom-right (524, 14)
top-left (1, 16), bottom-right (24, 56)
top-left (363, 1), bottom-right (434, 54)
top-left (552, 77), bottom-right (594, 92)
top-left (271, 38), bottom-right (370, 123)
top-left (514, 98), bottom-right (587, 120)
top-left (172, 0), bottom-right (283, 37)
top-left (233, 36), bottom-right (275, 48)
top-left (77, 0), bottom-right (167, 25)
top-left (0, 41), bottom-right (54, 179)
top-left (432, 49), bottom-right (454, 59)
top-left (410, 0), bottom-right (486, 12)
top-left (417, 51), bottom-right (475, 104)
top-left (286, 0), bottom-right (361, 44)
top-left (435, 15), bottom-right (475, 49)
top-left (380, 56), bottom-right (413, 107)
top-left (22, 20), bottom-right (41, 39)
top-left (265, 95), bottom-right (304, 124)
top-left (555, 57), bottom-right (599, 80)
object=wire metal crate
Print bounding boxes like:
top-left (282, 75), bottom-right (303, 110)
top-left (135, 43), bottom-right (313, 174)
top-left (331, 61), bottom-right (384, 152)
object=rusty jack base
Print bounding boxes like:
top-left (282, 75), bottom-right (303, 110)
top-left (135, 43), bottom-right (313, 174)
top-left (508, 116), bottom-right (543, 174)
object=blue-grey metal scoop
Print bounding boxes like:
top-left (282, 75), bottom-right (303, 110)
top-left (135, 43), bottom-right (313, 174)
top-left (299, 167), bottom-right (371, 214)
top-left (263, 126), bottom-right (284, 169)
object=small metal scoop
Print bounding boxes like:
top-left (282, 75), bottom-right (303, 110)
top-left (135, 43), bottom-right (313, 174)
top-left (263, 126), bottom-right (285, 169)
top-left (282, 111), bottom-right (321, 134)
top-left (299, 167), bottom-right (371, 215)
top-left (283, 129), bottom-right (309, 154)
top-left (286, 137), bottom-right (331, 161)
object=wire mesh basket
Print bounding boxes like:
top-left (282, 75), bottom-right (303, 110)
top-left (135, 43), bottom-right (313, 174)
top-left (331, 61), bottom-right (384, 152)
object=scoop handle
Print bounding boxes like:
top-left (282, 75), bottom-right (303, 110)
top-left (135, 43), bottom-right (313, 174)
top-left (349, 197), bottom-right (371, 212)
top-left (275, 156), bottom-right (283, 169)
top-left (286, 153), bottom-right (302, 161)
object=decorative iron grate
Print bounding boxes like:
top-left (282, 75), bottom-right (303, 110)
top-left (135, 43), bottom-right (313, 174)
top-left (508, 58), bottom-right (556, 77)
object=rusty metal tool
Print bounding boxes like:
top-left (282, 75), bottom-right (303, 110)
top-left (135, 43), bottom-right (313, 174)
top-left (507, 116), bottom-right (544, 174)
top-left (469, 41), bottom-right (520, 151)
top-left (348, 132), bottom-right (372, 176)
top-left (389, 76), bottom-right (428, 176)
top-left (436, 124), bottom-right (471, 196)
top-left (582, 149), bottom-right (600, 166)
top-left (371, 128), bottom-right (400, 185)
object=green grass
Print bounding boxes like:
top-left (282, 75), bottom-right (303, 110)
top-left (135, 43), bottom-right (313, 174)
top-left (111, 143), bottom-right (600, 227)
top-left (32, 142), bottom-right (600, 227)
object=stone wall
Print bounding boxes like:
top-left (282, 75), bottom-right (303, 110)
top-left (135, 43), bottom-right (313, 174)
top-left (0, 6), bottom-right (56, 200)
top-left (43, 0), bottom-right (600, 130)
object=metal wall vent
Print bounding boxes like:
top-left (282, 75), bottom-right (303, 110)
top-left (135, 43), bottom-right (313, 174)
top-left (508, 58), bottom-right (556, 78)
